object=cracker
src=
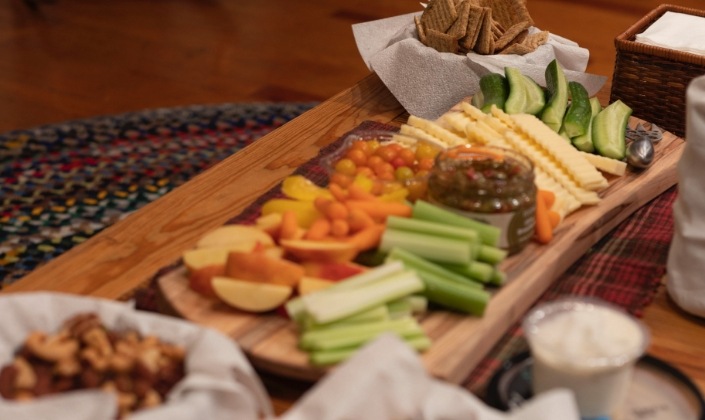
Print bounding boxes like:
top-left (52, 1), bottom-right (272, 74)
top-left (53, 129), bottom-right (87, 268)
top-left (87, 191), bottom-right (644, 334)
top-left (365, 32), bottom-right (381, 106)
top-left (489, 0), bottom-right (533, 30)
top-left (447, 0), bottom-right (471, 39)
top-left (473, 7), bottom-right (495, 55)
top-left (522, 30), bottom-right (550, 50)
top-left (499, 42), bottom-right (532, 55)
top-left (415, 15), bottom-right (428, 45)
top-left (493, 20), bottom-right (531, 51)
top-left (459, 4), bottom-right (485, 51)
top-left (426, 28), bottom-right (459, 53)
top-left (420, 0), bottom-right (458, 33)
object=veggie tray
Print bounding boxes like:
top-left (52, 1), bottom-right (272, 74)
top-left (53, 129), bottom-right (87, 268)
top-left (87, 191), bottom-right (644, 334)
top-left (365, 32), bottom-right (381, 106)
top-left (156, 109), bottom-right (684, 383)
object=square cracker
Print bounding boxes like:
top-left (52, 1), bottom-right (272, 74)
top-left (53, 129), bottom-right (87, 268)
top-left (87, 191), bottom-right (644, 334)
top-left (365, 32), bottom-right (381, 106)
top-left (493, 20), bottom-right (532, 51)
top-left (488, 0), bottom-right (533, 30)
top-left (459, 4), bottom-right (485, 51)
top-left (473, 7), bottom-right (495, 55)
top-left (420, 0), bottom-right (458, 33)
top-left (447, 0), bottom-right (471, 39)
top-left (426, 28), bottom-right (459, 53)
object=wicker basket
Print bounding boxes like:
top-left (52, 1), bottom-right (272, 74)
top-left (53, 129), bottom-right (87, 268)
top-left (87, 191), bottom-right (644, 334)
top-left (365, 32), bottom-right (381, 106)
top-left (610, 4), bottom-right (705, 138)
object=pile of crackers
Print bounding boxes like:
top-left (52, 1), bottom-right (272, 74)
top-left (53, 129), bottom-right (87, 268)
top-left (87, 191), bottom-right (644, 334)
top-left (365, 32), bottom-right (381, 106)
top-left (415, 0), bottom-right (549, 55)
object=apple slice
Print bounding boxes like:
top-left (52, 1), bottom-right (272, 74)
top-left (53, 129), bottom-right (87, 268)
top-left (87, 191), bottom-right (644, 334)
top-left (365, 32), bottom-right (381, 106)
top-left (280, 239), bottom-right (359, 263)
top-left (211, 277), bottom-right (293, 313)
top-left (297, 276), bottom-right (336, 295)
top-left (196, 225), bottom-right (274, 249)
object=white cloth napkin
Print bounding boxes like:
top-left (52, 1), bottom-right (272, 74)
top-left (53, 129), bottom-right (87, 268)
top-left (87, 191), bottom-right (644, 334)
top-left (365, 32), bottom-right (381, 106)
top-left (667, 75), bottom-right (705, 318)
top-left (280, 334), bottom-right (580, 420)
top-left (352, 12), bottom-right (606, 120)
top-left (635, 12), bottom-right (705, 56)
top-left (0, 292), bottom-right (273, 420)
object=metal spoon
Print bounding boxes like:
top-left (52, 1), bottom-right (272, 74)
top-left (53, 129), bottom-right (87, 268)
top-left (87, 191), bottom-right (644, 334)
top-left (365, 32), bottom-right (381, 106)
top-left (626, 137), bottom-right (654, 169)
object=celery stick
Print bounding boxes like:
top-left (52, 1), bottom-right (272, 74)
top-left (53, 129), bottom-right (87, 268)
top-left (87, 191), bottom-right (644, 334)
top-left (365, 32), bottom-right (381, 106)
top-left (489, 269), bottom-right (507, 286)
top-left (412, 200), bottom-right (500, 247)
top-left (385, 247), bottom-right (483, 289)
top-left (302, 270), bottom-right (425, 324)
top-left (299, 318), bottom-right (423, 351)
top-left (285, 261), bottom-right (406, 322)
top-left (386, 216), bottom-right (479, 243)
top-left (386, 298), bottom-right (412, 319)
top-left (380, 229), bottom-right (473, 265)
top-left (406, 295), bottom-right (428, 314)
top-left (420, 269), bottom-right (490, 316)
top-left (308, 335), bottom-right (433, 366)
top-left (478, 244), bottom-right (508, 265)
top-left (301, 305), bottom-right (389, 331)
top-left (439, 260), bottom-right (494, 284)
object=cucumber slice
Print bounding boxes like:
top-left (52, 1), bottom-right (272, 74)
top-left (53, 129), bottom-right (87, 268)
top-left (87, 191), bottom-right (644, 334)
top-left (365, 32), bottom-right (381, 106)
top-left (592, 100), bottom-right (632, 160)
top-left (562, 81), bottom-right (592, 138)
top-left (504, 67), bottom-right (545, 115)
top-left (540, 59), bottom-right (569, 132)
top-left (477, 73), bottom-right (509, 113)
top-left (571, 97), bottom-right (602, 153)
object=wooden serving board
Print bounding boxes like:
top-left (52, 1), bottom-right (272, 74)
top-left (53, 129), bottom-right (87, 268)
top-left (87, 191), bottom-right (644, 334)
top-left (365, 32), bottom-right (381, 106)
top-left (157, 119), bottom-right (684, 383)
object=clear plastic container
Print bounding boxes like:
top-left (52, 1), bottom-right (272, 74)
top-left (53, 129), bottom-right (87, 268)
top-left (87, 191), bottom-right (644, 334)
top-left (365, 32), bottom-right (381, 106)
top-left (522, 297), bottom-right (650, 419)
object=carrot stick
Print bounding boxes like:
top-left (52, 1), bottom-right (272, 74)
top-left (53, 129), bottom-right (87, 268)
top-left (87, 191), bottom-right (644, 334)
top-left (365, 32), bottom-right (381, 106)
top-left (344, 200), bottom-right (413, 222)
top-left (304, 218), bottom-right (331, 240)
top-left (346, 224), bottom-right (385, 251)
top-left (347, 183), bottom-right (376, 201)
top-left (534, 191), bottom-right (553, 244)
top-left (548, 210), bottom-right (561, 230)
top-left (330, 219), bottom-right (350, 238)
top-left (538, 189), bottom-right (556, 210)
top-left (347, 208), bottom-right (376, 232)
top-left (279, 210), bottom-right (300, 241)
top-left (323, 201), bottom-right (349, 220)
top-left (328, 183), bottom-right (348, 202)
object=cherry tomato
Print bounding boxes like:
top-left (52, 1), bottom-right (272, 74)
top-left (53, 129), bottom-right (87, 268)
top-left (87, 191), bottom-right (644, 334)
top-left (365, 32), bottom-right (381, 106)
top-left (390, 156), bottom-right (407, 169)
top-left (375, 145), bottom-right (398, 162)
top-left (395, 166), bottom-right (415, 181)
top-left (367, 155), bottom-right (384, 169)
top-left (346, 148), bottom-right (368, 166)
top-left (415, 142), bottom-right (438, 160)
top-left (398, 148), bottom-right (416, 166)
top-left (334, 158), bottom-right (357, 176)
top-left (330, 172), bottom-right (353, 188)
top-left (417, 157), bottom-right (435, 171)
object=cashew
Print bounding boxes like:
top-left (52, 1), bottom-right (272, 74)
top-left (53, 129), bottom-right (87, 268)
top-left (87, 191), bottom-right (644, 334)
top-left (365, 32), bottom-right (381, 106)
top-left (83, 328), bottom-right (113, 357)
top-left (140, 389), bottom-right (162, 409)
top-left (54, 356), bottom-right (81, 377)
top-left (12, 357), bottom-right (37, 390)
top-left (24, 331), bottom-right (79, 362)
top-left (81, 347), bottom-right (109, 371)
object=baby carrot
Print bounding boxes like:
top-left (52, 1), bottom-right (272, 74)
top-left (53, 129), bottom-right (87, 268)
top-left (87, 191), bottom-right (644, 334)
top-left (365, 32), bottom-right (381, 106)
top-left (534, 191), bottom-right (553, 244)
top-left (279, 210), bottom-right (300, 241)
top-left (547, 210), bottom-right (561, 230)
top-left (347, 183), bottom-right (376, 201)
top-left (328, 183), bottom-right (349, 202)
top-left (347, 224), bottom-right (385, 252)
top-left (304, 218), bottom-right (331, 240)
top-left (538, 189), bottom-right (556, 210)
top-left (344, 200), bottom-right (413, 222)
top-left (330, 219), bottom-right (350, 238)
top-left (324, 201), bottom-right (349, 220)
top-left (347, 208), bottom-right (376, 232)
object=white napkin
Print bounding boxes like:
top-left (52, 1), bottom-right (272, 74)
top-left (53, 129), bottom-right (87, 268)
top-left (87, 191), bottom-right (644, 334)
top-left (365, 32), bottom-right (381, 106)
top-left (667, 75), bottom-right (705, 318)
top-left (0, 292), bottom-right (273, 420)
top-left (635, 12), bottom-right (705, 56)
top-left (352, 12), bottom-right (607, 120)
top-left (280, 334), bottom-right (580, 420)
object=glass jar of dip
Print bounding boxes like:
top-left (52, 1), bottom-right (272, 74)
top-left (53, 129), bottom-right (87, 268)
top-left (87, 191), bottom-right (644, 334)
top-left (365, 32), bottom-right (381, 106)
top-left (426, 144), bottom-right (536, 254)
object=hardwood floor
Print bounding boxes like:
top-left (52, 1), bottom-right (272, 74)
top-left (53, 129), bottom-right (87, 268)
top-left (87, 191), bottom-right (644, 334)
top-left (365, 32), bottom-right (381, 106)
top-left (1, 0), bottom-right (703, 133)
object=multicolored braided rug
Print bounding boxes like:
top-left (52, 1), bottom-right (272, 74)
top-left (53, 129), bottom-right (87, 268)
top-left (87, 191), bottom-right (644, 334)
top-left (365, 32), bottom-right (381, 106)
top-left (0, 102), bottom-right (317, 287)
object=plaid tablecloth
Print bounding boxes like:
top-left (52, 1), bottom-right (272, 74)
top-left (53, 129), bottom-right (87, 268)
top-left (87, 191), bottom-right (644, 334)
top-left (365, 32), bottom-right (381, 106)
top-left (136, 120), bottom-right (676, 398)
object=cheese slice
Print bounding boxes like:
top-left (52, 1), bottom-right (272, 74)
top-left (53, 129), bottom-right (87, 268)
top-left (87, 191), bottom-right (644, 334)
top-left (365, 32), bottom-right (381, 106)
top-left (406, 115), bottom-right (466, 147)
top-left (580, 151), bottom-right (627, 177)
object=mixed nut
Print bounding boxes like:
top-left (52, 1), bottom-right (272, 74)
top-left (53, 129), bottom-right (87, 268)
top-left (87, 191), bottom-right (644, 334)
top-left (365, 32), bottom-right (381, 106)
top-left (0, 312), bottom-right (186, 418)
